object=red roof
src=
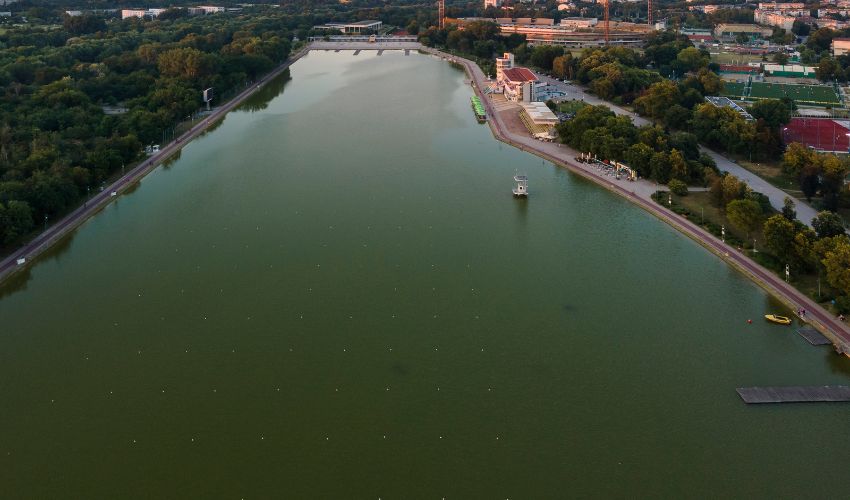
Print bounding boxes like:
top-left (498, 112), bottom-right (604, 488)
top-left (502, 67), bottom-right (537, 82)
top-left (688, 34), bottom-right (714, 42)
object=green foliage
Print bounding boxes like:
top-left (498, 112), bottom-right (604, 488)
top-left (726, 199), bottom-right (763, 236)
top-left (782, 197), bottom-right (797, 221)
top-left (822, 236), bottom-right (850, 298)
top-left (0, 7), bottom-right (295, 246)
top-left (668, 179), bottom-right (688, 196)
top-left (812, 211), bottom-right (847, 239)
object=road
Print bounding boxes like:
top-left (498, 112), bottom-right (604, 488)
top-left (422, 47), bottom-right (850, 354)
top-left (0, 45), bottom-right (311, 284)
top-left (532, 72), bottom-right (819, 226)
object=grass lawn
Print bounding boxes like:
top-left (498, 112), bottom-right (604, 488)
top-left (557, 101), bottom-right (588, 114)
top-left (662, 191), bottom-right (841, 306)
top-left (710, 52), bottom-right (765, 64)
top-left (733, 159), bottom-right (808, 199)
top-left (672, 191), bottom-right (766, 247)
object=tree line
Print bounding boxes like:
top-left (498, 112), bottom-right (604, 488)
top-left (0, 8), bottom-right (297, 247)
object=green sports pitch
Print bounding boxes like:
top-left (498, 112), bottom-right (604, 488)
top-left (720, 82), bottom-right (747, 99)
top-left (749, 82), bottom-right (840, 105)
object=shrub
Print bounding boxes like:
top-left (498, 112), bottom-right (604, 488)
top-left (668, 179), bottom-right (688, 196)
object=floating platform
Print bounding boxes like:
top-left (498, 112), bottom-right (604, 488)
top-left (796, 327), bottom-right (831, 346)
top-left (353, 50), bottom-right (361, 55)
top-left (404, 49), bottom-right (410, 56)
top-left (377, 50), bottom-right (384, 56)
top-left (736, 386), bottom-right (850, 404)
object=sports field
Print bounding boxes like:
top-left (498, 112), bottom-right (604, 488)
top-left (720, 82), bottom-right (746, 98)
top-left (749, 82), bottom-right (840, 105)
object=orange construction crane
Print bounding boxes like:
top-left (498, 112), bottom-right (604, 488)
top-left (602, 0), bottom-right (609, 45)
top-left (648, 0), bottom-right (652, 27)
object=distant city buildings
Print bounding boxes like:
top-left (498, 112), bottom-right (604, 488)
top-left (313, 20), bottom-right (383, 33)
top-left (484, 0), bottom-right (502, 8)
top-left (714, 23), bottom-right (773, 40)
top-left (559, 17), bottom-right (598, 28)
top-left (121, 6), bottom-right (231, 19)
top-left (833, 38), bottom-right (850, 57)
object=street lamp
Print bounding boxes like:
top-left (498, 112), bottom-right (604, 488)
top-left (721, 225), bottom-right (725, 243)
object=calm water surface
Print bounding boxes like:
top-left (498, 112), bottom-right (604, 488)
top-left (1, 51), bottom-right (849, 498)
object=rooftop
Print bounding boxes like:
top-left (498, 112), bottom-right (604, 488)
top-left (502, 67), bottom-right (537, 82)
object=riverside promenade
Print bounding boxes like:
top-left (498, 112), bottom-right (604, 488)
top-left (420, 46), bottom-right (850, 355)
top-left (0, 45), bottom-right (310, 285)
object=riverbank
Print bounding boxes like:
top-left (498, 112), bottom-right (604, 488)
top-left (421, 46), bottom-right (850, 356)
top-left (0, 45), bottom-right (310, 286)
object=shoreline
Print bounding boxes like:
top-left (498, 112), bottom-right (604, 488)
top-left (1, 42), bottom-right (848, 356)
top-left (0, 45), bottom-right (310, 286)
top-left (420, 46), bottom-right (850, 356)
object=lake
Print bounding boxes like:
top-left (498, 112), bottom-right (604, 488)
top-left (1, 50), bottom-right (848, 498)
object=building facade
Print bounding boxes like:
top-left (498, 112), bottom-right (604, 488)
top-left (495, 53), bottom-right (538, 102)
top-left (833, 38), bottom-right (850, 56)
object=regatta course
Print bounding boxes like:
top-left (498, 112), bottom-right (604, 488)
top-left (1, 50), bottom-right (849, 499)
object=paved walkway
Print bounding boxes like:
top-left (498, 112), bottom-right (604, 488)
top-left (422, 47), bottom-right (850, 354)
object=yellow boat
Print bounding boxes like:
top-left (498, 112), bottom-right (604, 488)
top-left (765, 314), bottom-right (792, 325)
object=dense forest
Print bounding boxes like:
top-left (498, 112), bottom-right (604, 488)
top-left (0, 8), bottom-right (300, 245)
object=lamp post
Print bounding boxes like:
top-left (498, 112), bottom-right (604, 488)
top-left (43, 214), bottom-right (48, 231)
top-left (752, 238), bottom-right (757, 254)
top-left (721, 225), bottom-right (725, 243)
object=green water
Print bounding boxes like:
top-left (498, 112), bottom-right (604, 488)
top-left (1, 51), bottom-right (848, 498)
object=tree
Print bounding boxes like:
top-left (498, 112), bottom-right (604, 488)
top-left (773, 52), bottom-right (789, 65)
top-left (749, 99), bottom-right (791, 129)
top-left (674, 47), bottom-right (709, 73)
top-left (782, 197), bottom-right (797, 221)
top-left (822, 237), bottom-right (850, 297)
top-left (816, 55), bottom-right (839, 82)
top-left (552, 54), bottom-right (574, 80)
top-left (782, 142), bottom-right (814, 175)
top-left (669, 149), bottom-right (688, 182)
top-left (624, 143), bottom-right (654, 178)
top-left (763, 214), bottom-right (797, 263)
top-left (63, 14), bottom-right (106, 35)
top-left (812, 211), bottom-right (847, 238)
top-left (650, 151), bottom-right (671, 183)
top-left (668, 179), bottom-right (688, 196)
top-left (721, 174), bottom-right (748, 205)
top-left (727, 199), bottom-right (763, 237)
top-left (633, 80), bottom-right (680, 121)
top-left (792, 20), bottom-right (811, 37)
top-left (799, 161), bottom-right (821, 202)
top-left (819, 155), bottom-right (848, 210)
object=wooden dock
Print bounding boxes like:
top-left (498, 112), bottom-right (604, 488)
top-left (796, 327), bottom-right (831, 345)
top-left (737, 386), bottom-right (850, 404)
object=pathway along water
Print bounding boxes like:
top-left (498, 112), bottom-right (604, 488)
top-left (1, 51), bottom-right (849, 498)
